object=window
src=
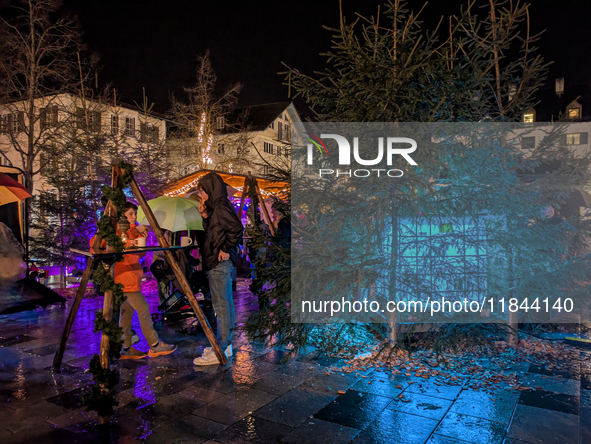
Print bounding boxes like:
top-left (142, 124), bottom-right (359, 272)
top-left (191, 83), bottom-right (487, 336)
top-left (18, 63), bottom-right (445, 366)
top-left (269, 122), bottom-right (274, 130)
top-left (88, 111), bottom-right (101, 132)
top-left (140, 123), bottom-right (160, 143)
top-left (276, 145), bottom-right (282, 156)
top-left (148, 126), bottom-right (159, 144)
top-left (39, 105), bottom-right (58, 130)
top-left (523, 113), bottom-right (534, 123)
top-left (76, 109), bottom-right (101, 131)
top-left (277, 122), bottom-right (282, 140)
top-left (216, 117), bottom-right (225, 129)
top-left (566, 132), bottom-right (588, 145)
top-left (0, 115), bottom-right (7, 134)
top-left (111, 115), bottom-right (119, 135)
top-left (521, 137), bottom-right (535, 150)
top-left (125, 117), bottom-right (135, 137)
top-left (568, 107), bottom-right (581, 120)
top-left (264, 142), bottom-right (274, 154)
top-left (216, 143), bottom-right (225, 155)
top-left (263, 165), bottom-right (274, 175)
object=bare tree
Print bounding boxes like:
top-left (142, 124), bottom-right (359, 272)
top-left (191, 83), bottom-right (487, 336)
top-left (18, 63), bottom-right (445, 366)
top-left (0, 0), bottom-right (93, 190)
top-left (168, 53), bottom-right (251, 177)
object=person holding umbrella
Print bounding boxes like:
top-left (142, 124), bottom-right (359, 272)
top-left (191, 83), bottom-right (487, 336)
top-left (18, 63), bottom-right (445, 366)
top-left (192, 172), bottom-right (243, 365)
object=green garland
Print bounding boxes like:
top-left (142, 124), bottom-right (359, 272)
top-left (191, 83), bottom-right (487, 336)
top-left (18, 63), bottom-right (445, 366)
top-left (83, 161), bottom-right (135, 418)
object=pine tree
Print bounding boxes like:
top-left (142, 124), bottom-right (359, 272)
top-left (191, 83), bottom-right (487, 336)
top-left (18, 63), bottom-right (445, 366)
top-left (244, 0), bottom-right (591, 355)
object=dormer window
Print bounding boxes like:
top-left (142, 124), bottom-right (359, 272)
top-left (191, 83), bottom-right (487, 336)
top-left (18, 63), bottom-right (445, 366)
top-left (566, 100), bottom-right (582, 121)
top-left (522, 107), bottom-right (535, 123)
top-left (568, 108), bottom-right (581, 120)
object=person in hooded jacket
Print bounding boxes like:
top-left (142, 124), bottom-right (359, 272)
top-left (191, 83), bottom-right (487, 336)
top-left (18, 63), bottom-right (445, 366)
top-left (192, 172), bottom-right (243, 365)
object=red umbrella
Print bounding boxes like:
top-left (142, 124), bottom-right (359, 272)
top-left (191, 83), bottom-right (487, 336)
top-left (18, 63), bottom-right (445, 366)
top-left (0, 172), bottom-right (31, 205)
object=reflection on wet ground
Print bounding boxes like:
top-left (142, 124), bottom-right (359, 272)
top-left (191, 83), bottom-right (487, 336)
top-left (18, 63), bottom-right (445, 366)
top-left (0, 279), bottom-right (590, 443)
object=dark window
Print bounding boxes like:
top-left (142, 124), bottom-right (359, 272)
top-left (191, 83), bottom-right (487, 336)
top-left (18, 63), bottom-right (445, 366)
top-left (521, 136), bottom-right (535, 150)
top-left (264, 142), bottom-right (274, 154)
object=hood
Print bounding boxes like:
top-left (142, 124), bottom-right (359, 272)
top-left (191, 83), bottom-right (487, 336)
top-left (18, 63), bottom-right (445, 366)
top-left (199, 173), bottom-right (228, 210)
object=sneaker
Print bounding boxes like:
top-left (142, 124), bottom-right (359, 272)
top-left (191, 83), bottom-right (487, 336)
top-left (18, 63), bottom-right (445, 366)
top-left (202, 344), bottom-right (232, 357)
top-left (120, 347), bottom-right (147, 360)
top-left (193, 347), bottom-right (227, 366)
top-left (148, 341), bottom-right (177, 357)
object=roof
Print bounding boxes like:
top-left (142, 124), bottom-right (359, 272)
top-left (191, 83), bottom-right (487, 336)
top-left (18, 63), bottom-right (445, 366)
top-left (163, 169), bottom-right (289, 198)
top-left (533, 80), bottom-right (591, 122)
top-left (231, 101), bottom-right (292, 131)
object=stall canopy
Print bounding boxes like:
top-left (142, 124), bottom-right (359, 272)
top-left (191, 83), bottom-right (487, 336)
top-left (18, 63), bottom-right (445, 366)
top-left (163, 169), bottom-right (289, 199)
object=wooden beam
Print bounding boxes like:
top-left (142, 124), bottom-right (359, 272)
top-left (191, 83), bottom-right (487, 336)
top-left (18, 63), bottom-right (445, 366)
top-left (237, 175), bottom-right (249, 220)
top-left (127, 177), bottom-right (228, 365)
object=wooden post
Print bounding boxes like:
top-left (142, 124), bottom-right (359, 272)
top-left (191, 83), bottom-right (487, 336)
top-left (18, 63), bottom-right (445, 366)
top-left (53, 167), bottom-right (121, 370)
top-left (128, 177), bottom-right (228, 365)
top-left (251, 173), bottom-right (275, 236)
top-left (237, 176), bottom-right (249, 220)
top-left (99, 263), bottom-right (115, 369)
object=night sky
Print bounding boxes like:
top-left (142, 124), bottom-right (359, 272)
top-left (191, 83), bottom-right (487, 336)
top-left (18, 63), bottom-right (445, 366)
top-left (4, 0), bottom-right (591, 114)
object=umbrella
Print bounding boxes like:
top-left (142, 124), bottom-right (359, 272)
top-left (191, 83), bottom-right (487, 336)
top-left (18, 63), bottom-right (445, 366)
top-left (0, 172), bottom-right (31, 205)
top-left (566, 189), bottom-right (591, 208)
top-left (136, 197), bottom-right (203, 232)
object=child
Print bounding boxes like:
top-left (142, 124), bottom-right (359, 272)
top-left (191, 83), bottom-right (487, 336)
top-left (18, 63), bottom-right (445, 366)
top-left (91, 202), bottom-right (177, 359)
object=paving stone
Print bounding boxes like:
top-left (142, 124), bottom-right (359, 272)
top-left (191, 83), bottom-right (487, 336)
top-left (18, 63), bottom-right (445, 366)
top-left (213, 415), bottom-right (293, 443)
top-left (297, 351), bottom-right (345, 367)
top-left (281, 418), bottom-right (359, 444)
top-left (528, 363), bottom-right (577, 380)
top-left (177, 384), bottom-right (221, 404)
top-left (276, 359), bottom-right (322, 378)
top-left (582, 389), bottom-right (591, 444)
top-left (315, 390), bottom-right (392, 430)
top-left (517, 389), bottom-right (579, 415)
top-left (0, 380), bottom-right (60, 408)
top-left (254, 349), bottom-right (298, 365)
top-left (450, 387), bottom-right (520, 424)
top-left (2, 422), bottom-right (81, 444)
top-left (254, 388), bottom-right (334, 427)
top-left (231, 355), bottom-right (281, 379)
top-left (45, 385), bottom-right (93, 410)
top-left (435, 412), bottom-right (507, 444)
top-left (425, 434), bottom-right (476, 444)
top-left (298, 371), bottom-right (358, 395)
top-left (405, 378), bottom-right (464, 400)
top-left (153, 393), bottom-right (208, 418)
top-left (251, 371), bottom-right (306, 396)
top-left (144, 414), bottom-right (227, 444)
top-left (192, 388), bottom-right (277, 425)
top-left (351, 371), bottom-right (406, 398)
top-left (519, 373), bottom-right (580, 396)
top-left (506, 404), bottom-right (579, 444)
top-left (0, 334), bottom-right (37, 346)
top-left (4, 399), bottom-right (69, 433)
top-left (47, 407), bottom-right (98, 434)
top-left (389, 392), bottom-right (453, 420)
top-left (193, 367), bottom-right (262, 395)
top-left (352, 409), bottom-right (438, 444)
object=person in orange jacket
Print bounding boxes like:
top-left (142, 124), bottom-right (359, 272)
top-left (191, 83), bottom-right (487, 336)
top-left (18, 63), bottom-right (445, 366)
top-left (91, 202), bottom-right (176, 359)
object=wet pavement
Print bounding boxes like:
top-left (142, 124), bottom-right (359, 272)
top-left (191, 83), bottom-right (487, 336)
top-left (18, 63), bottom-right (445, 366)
top-left (1, 279), bottom-right (590, 443)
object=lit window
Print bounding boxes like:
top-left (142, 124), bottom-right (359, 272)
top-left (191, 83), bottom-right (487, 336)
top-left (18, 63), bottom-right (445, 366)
top-left (566, 133), bottom-right (581, 145)
top-left (523, 113), bottom-right (534, 123)
top-left (568, 108), bottom-right (581, 119)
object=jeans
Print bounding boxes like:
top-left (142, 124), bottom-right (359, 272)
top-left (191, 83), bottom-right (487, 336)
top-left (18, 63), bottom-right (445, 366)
top-left (207, 260), bottom-right (235, 349)
top-left (120, 291), bottom-right (159, 348)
